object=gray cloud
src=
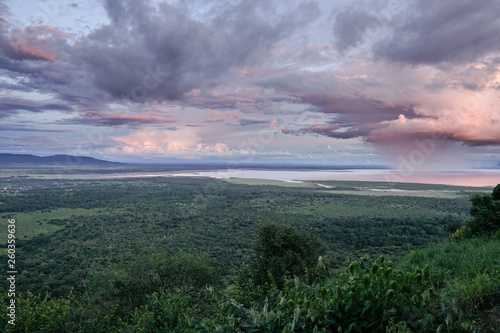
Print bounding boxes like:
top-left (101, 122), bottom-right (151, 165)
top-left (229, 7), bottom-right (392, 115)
top-left (373, 0), bottom-right (500, 65)
top-left (333, 7), bottom-right (378, 52)
top-left (298, 93), bottom-right (417, 123)
top-left (0, 125), bottom-right (67, 132)
top-left (0, 0), bottom-right (319, 112)
top-left (285, 122), bottom-right (378, 140)
top-left (0, 97), bottom-right (74, 118)
top-left (58, 111), bottom-right (174, 128)
top-left (72, 0), bottom-right (319, 103)
top-left (236, 119), bottom-right (269, 126)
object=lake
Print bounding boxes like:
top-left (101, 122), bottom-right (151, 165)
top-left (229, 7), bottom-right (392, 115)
top-left (120, 168), bottom-right (500, 187)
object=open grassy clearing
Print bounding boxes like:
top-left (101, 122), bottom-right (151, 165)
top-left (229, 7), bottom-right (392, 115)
top-left (0, 207), bottom-right (110, 240)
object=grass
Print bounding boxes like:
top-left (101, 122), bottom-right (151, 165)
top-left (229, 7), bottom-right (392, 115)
top-left (0, 207), bottom-right (108, 241)
top-left (397, 237), bottom-right (500, 331)
top-left (399, 237), bottom-right (500, 280)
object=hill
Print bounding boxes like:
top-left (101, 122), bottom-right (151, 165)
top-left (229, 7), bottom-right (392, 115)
top-left (0, 153), bottom-right (123, 167)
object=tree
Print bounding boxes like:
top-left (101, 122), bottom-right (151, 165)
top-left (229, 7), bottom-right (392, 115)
top-left (93, 251), bottom-right (221, 320)
top-left (492, 184), bottom-right (500, 201)
top-left (253, 222), bottom-right (323, 287)
top-left (468, 184), bottom-right (500, 235)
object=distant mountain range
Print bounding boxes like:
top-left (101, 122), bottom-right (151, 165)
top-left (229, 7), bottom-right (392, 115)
top-left (0, 153), bottom-right (123, 167)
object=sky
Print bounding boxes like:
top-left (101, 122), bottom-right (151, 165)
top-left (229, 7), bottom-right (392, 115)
top-left (0, 0), bottom-right (499, 169)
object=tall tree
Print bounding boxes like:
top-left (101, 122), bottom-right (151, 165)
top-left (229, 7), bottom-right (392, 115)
top-left (492, 184), bottom-right (500, 201)
top-left (469, 184), bottom-right (500, 235)
top-left (253, 222), bottom-right (323, 287)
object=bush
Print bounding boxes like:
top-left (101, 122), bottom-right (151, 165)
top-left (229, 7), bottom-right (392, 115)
top-left (449, 226), bottom-right (472, 244)
top-left (219, 256), bottom-right (474, 332)
top-left (87, 251), bottom-right (221, 322)
top-left (253, 222), bottom-right (323, 287)
top-left (126, 293), bottom-right (197, 333)
top-left (468, 185), bottom-right (500, 235)
top-left (492, 184), bottom-right (500, 201)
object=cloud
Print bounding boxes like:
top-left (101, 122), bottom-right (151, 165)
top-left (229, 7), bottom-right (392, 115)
top-left (58, 111), bottom-right (174, 128)
top-left (207, 110), bottom-right (242, 120)
top-left (0, 97), bottom-right (74, 118)
top-left (373, 0), bottom-right (500, 65)
top-left (71, 0), bottom-right (319, 103)
top-left (0, 17), bottom-right (70, 62)
top-left (287, 122), bottom-right (377, 140)
top-left (236, 119), bottom-right (270, 126)
top-left (298, 93), bottom-right (416, 123)
top-left (0, 125), bottom-right (67, 132)
top-left (108, 127), bottom-right (249, 157)
top-left (1, 0), bottom-right (500, 166)
top-left (369, 108), bottom-right (500, 147)
top-left (333, 7), bottom-right (378, 52)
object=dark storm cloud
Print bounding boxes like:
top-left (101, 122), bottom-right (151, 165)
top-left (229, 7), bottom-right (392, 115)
top-left (72, 0), bottom-right (319, 103)
top-left (287, 122), bottom-right (378, 140)
top-left (58, 111), bottom-right (174, 128)
top-left (298, 93), bottom-right (416, 123)
top-left (236, 119), bottom-right (269, 126)
top-left (373, 0), bottom-right (500, 65)
top-left (0, 124), bottom-right (66, 132)
top-left (333, 7), bottom-right (378, 52)
top-left (0, 0), bottom-right (319, 112)
top-left (0, 97), bottom-right (74, 118)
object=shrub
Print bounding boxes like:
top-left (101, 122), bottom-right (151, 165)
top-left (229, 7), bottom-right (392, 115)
top-left (222, 256), bottom-right (474, 332)
top-left (253, 222), bottom-right (323, 287)
top-left (468, 185), bottom-right (500, 235)
top-left (449, 226), bottom-right (472, 244)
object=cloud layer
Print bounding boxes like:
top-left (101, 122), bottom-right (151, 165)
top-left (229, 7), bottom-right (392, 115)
top-left (0, 0), bottom-right (499, 166)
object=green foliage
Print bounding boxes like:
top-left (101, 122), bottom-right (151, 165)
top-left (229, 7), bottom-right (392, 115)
top-left (1, 176), bottom-right (496, 331)
top-left (0, 292), bottom-right (76, 332)
top-left (3, 251), bottom-right (490, 332)
top-left (449, 226), bottom-right (472, 244)
top-left (445, 220), bottom-right (463, 234)
top-left (253, 222), bottom-right (323, 287)
top-left (449, 271), bottom-right (500, 312)
top-left (0, 177), bottom-right (472, 295)
top-left (126, 293), bottom-right (198, 333)
top-left (212, 257), bottom-right (473, 332)
top-left (90, 251), bottom-right (220, 321)
top-left (468, 186), bottom-right (500, 235)
top-left (492, 184), bottom-right (500, 201)
top-left (398, 237), bottom-right (500, 331)
top-left (0, 291), bottom-right (118, 333)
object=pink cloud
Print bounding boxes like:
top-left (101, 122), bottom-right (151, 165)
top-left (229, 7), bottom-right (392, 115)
top-left (206, 109), bottom-right (242, 120)
top-left (2, 40), bottom-right (56, 62)
top-left (0, 22), bottom-right (70, 62)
